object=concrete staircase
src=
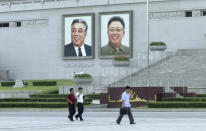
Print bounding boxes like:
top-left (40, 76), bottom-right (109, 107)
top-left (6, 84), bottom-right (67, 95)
top-left (95, 51), bottom-right (176, 94)
top-left (110, 49), bottom-right (206, 94)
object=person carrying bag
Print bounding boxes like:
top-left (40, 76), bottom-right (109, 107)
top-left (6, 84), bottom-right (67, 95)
top-left (116, 86), bottom-right (136, 125)
top-left (120, 107), bottom-right (128, 115)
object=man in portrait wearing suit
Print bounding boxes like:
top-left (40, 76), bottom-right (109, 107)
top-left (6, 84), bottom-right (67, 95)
top-left (101, 16), bottom-right (130, 56)
top-left (64, 19), bottom-right (91, 57)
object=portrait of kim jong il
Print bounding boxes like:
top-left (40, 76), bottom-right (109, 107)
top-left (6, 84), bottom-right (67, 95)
top-left (100, 11), bottom-right (132, 57)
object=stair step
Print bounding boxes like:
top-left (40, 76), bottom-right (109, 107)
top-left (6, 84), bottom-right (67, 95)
top-left (107, 50), bottom-right (206, 92)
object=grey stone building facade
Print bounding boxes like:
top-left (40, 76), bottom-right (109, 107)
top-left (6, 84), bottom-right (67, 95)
top-left (0, 0), bottom-right (206, 92)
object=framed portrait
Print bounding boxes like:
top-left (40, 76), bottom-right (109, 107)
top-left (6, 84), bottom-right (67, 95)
top-left (62, 13), bottom-right (95, 59)
top-left (99, 11), bottom-right (133, 58)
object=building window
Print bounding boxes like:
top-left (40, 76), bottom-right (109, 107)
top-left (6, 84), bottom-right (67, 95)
top-left (0, 23), bottom-right (9, 27)
top-left (16, 22), bottom-right (21, 27)
top-left (185, 11), bottom-right (192, 17)
top-left (202, 10), bottom-right (206, 16)
top-left (0, 21), bottom-right (22, 28)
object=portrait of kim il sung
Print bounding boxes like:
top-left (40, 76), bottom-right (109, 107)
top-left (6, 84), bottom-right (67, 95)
top-left (100, 11), bottom-right (133, 58)
top-left (63, 14), bottom-right (94, 59)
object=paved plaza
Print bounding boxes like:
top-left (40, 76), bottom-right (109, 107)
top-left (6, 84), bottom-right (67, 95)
top-left (0, 111), bottom-right (206, 131)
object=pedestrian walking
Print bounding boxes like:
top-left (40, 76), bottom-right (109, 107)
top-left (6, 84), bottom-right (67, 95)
top-left (67, 88), bottom-right (76, 121)
top-left (75, 87), bottom-right (84, 121)
top-left (116, 86), bottom-right (136, 124)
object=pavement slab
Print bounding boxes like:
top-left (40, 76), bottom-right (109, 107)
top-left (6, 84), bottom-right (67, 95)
top-left (0, 111), bottom-right (206, 131)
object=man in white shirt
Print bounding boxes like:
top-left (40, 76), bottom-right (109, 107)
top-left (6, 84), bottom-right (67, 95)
top-left (75, 87), bottom-right (84, 121)
top-left (116, 86), bottom-right (135, 124)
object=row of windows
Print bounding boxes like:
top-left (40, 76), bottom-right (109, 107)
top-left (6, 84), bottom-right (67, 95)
top-left (0, 0), bottom-right (69, 6)
top-left (1, 10), bottom-right (206, 28)
top-left (0, 19), bottom-right (48, 28)
top-left (185, 10), bottom-right (206, 17)
top-left (0, 21), bottom-right (21, 28)
top-left (150, 9), bottom-right (206, 19)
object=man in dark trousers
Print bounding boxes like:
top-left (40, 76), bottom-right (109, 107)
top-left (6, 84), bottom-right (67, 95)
top-left (67, 88), bottom-right (76, 121)
top-left (75, 87), bottom-right (84, 121)
top-left (116, 86), bottom-right (136, 124)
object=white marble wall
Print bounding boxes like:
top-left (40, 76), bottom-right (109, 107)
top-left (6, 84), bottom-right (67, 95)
top-left (0, 0), bottom-right (205, 89)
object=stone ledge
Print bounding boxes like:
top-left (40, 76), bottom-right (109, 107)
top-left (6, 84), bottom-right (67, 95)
top-left (177, 49), bottom-right (206, 56)
top-left (0, 0), bottom-right (171, 13)
top-left (0, 91), bottom-right (41, 98)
